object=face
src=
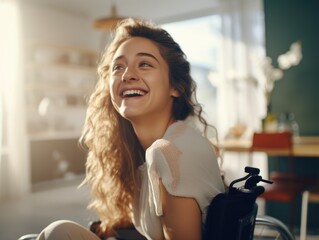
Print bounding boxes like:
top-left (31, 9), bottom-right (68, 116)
top-left (109, 37), bottom-right (179, 123)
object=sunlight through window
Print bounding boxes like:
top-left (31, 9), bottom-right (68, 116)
top-left (162, 16), bottom-right (222, 126)
top-left (163, 15), bottom-right (221, 69)
top-left (0, 0), bottom-right (21, 174)
top-left (0, 1), bottom-right (21, 90)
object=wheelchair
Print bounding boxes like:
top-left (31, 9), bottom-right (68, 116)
top-left (203, 166), bottom-right (295, 240)
top-left (18, 167), bottom-right (295, 240)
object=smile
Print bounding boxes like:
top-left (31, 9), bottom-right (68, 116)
top-left (122, 89), bottom-right (147, 98)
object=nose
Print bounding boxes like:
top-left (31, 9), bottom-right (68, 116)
top-left (121, 67), bottom-right (138, 82)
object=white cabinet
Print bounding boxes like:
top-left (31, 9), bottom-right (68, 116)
top-left (25, 44), bottom-right (98, 184)
top-left (26, 44), bottom-right (98, 140)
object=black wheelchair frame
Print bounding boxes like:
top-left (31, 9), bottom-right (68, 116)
top-left (203, 166), bottom-right (295, 240)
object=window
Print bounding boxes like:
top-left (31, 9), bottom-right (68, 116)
top-left (163, 15), bottom-right (221, 126)
top-left (0, 0), bottom-right (29, 199)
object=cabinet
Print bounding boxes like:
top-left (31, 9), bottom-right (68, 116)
top-left (30, 138), bottom-right (87, 185)
top-left (26, 43), bottom-right (97, 139)
top-left (25, 43), bottom-right (98, 184)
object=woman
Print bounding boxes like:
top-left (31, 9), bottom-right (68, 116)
top-left (37, 18), bottom-right (225, 240)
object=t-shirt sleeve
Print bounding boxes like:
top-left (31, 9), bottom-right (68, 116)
top-left (146, 139), bottom-right (181, 216)
top-left (145, 138), bottom-right (223, 217)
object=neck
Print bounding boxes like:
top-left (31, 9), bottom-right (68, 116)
top-left (131, 116), bottom-right (176, 150)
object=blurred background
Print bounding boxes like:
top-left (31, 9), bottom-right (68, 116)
top-left (1, 0), bottom-right (319, 239)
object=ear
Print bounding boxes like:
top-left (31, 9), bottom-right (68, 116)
top-left (170, 87), bottom-right (180, 98)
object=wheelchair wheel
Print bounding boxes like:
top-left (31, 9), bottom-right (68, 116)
top-left (253, 215), bottom-right (295, 240)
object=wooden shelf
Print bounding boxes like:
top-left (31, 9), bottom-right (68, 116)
top-left (29, 131), bottom-right (82, 141)
top-left (25, 43), bottom-right (97, 139)
top-left (27, 62), bottom-right (97, 75)
top-left (26, 82), bottom-right (93, 95)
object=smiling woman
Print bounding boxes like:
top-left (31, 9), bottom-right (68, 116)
top-left (35, 18), bottom-right (225, 240)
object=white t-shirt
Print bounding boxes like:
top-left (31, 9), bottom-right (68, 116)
top-left (132, 121), bottom-right (225, 240)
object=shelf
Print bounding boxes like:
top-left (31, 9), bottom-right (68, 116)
top-left (27, 62), bottom-right (97, 75)
top-left (25, 44), bottom-right (97, 138)
top-left (27, 105), bottom-right (87, 113)
top-left (26, 82), bottom-right (93, 95)
top-left (24, 43), bottom-right (95, 185)
top-left (31, 173), bottom-right (85, 192)
top-left (29, 130), bottom-right (82, 141)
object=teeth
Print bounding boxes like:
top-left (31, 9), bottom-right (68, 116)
top-left (122, 89), bottom-right (146, 97)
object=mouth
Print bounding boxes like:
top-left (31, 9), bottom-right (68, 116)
top-left (121, 89), bottom-right (148, 98)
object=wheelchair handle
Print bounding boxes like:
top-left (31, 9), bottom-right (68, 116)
top-left (229, 166), bottom-right (273, 190)
top-left (245, 166), bottom-right (260, 175)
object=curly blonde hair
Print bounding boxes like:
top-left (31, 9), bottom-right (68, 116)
top-left (80, 18), bottom-right (209, 234)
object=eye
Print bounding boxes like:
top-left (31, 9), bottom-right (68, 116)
top-left (112, 64), bottom-right (125, 72)
top-left (139, 61), bottom-right (152, 68)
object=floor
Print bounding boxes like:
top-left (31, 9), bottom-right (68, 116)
top-left (0, 176), bottom-right (318, 240)
top-left (0, 175), bottom-right (97, 240)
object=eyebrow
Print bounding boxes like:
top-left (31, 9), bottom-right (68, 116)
top-left (113, 52), bottom-right (160, 63)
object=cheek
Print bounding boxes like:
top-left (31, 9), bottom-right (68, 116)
top-left (109, 77), bottom-right (117, 99)
top-left (109, 79), bottom-right (120, 112)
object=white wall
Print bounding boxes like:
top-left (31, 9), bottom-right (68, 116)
top-left (20, 2), bottom-right (104, 51)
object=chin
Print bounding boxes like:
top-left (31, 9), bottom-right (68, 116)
top-left (119, 111), bottom-right (140, 122)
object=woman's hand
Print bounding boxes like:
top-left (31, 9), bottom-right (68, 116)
top-left (89, 220), bottom-right (135, 240)
top-left (89, 220), bottom-right (108, 240)
top-left (159, 181), bottom-right (202, 240)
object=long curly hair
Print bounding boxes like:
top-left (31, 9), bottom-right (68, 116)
top-left (80, 18), bottom-right (210, 234)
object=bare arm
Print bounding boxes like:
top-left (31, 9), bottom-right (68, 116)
top-left (159, 180), bottom-right (202, 240)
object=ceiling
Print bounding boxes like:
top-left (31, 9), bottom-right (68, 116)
top-left (25, 0), bottom-right (222, 24)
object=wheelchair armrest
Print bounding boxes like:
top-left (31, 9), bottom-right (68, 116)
top-left (18, 234), bottom-right (38, 240)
